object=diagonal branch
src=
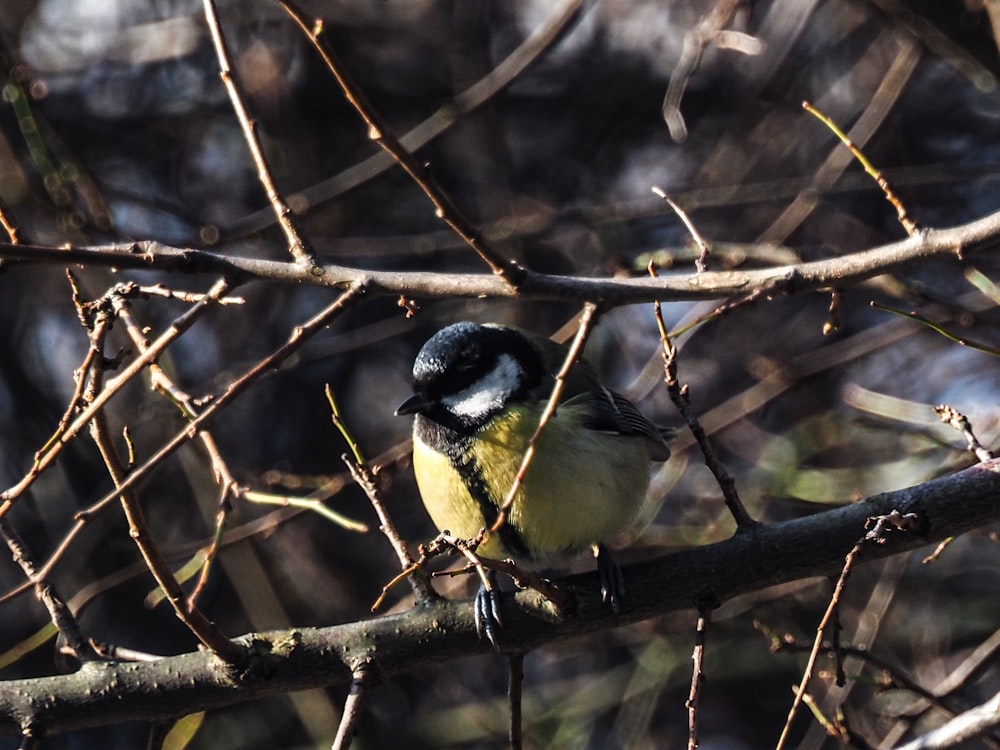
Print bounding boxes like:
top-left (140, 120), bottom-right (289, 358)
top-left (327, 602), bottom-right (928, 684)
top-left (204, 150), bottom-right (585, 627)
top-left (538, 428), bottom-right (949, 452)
top-left (223, 0), bottom-right (584, 240)
top-left (22, 284), bottom-right (364, 586)
top-left (271, 0), bottom-right (526, 285)
top-left (89, 385), bottom-right (243, 663)
top-left (0, 278), bottom-right (234, 518)
top-left (202, 0), bottom-right (317, 265)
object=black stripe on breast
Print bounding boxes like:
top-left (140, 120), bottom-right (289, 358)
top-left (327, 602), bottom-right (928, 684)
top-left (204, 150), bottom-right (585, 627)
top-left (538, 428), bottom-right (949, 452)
top-left (451, 449), bottom-right (531, 559)
top-left (415, 415), bottom-right (531, 558)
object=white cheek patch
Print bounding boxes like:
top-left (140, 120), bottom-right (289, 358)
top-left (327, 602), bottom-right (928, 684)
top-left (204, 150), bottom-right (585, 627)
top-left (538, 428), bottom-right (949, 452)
top-left (442, 353), bottom-right (522, 421)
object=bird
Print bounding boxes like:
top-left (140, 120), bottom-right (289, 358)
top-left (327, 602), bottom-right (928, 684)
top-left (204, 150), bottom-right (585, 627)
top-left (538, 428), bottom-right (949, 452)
top-left (396, 321), bottom-right (669, 645)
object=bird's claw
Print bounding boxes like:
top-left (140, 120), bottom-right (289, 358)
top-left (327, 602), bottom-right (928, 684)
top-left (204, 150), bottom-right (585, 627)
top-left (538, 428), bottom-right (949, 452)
top-left (596, 544), bottom-right (625, 615)
top-left (474, 571), bottom-right (504, 649)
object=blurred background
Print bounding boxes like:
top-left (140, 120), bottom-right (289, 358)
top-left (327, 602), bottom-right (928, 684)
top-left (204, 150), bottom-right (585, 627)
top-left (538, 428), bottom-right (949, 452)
top-left (2, 0), bottom-right (1000, 747)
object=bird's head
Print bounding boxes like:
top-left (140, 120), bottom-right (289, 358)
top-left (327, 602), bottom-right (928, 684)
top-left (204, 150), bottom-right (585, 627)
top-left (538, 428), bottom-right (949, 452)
top-left (395, 322), bottom-right (544, 431)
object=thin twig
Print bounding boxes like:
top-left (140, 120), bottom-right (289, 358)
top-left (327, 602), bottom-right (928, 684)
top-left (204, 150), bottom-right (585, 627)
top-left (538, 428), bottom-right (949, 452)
top-left (508, 653), bottom-right (525, 750)
top-left (80, 294), bottom-right (242, 662)
top-left (667, 290), bottom-right (763, 339)
top-left (325, 385), bottom-right (436, 604)
top-left (25, 284), bottom-right (365, 585)
top-left (435, 534), bottom-right (498, 611)
top-left (760, 33), bottom-right (920, 246)
top-left (490, 302), bottom-right (600, 535)
top-left (650, 263), bottom-right (757, 531)
top-left (774, 510), bottom-right (922, 750)
top-left (271, 0), bottom-right (525, 285)
top-left (331, 667), bottom-right (375, 750)
top-left (202, 0), bottom-right (316, 266)
top-left (802, 99), bottom-right (920, 236)
top-left (112, 292), bottom-right (245, 607)
top-left (30, 282), bottom-right (103, 472)
top-left (652, 186), bottom-right (711, 272)
top-left (325, 385), bottom-right (369, 469)
top-left (136, 283), bottom-right (245, 305)
top-left (687, 608), bottom-right (711, 750)
top-left (91, 406), bottom-right (243, 662)
top-left (776, 555), bottom-right (860, 749)
top-left (0, 517), bottom-right (98, 664)
top-left (934, 404), bottom-right (997, 462)
top-left (797, 692), bottom-right (846, 744)
top-left (872, 300), bottom-right (1000, 358)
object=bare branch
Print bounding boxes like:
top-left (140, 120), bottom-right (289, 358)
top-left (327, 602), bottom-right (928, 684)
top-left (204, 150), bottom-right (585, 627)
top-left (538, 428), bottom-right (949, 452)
top-left (22, 284), bottom-right (364, 586)
top-left (272, 0), bottom-right (525, 284)
top-left (202, 0), bottom-right (317, 265)
top-left (687, 608), bottom-right (711, 750)
top-left (2, 458), bottom-right (999, 738)
top-left (89, 390), bottom-right (243, 663)
top-left (893, 689), bottom-right (1000, 750)
top-left (0, 278), bottom-right (234, 518)
top-left (490, 302), bottom-right (600, 535)
top-left (0, 517), bottom-right (98, 664)
top-left (802, 99), bottom-right (920, 236)
top-left (331, 667), bottom-right (375, 750)
top-left (224, 0), bottom-right (585, 239)
top-left (651, 265), bottom-right (756, 531)
top-left (3, 202), bottom-right (1000, 303)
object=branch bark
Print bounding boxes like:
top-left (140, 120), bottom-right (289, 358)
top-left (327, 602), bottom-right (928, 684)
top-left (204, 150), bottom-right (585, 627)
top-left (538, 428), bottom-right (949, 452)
top-left (2, 458), bottom-right (998, 738)
top-left (1, 202), bottom-right (999, 304)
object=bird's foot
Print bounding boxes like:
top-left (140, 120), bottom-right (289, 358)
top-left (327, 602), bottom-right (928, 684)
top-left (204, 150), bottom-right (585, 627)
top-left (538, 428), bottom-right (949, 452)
top-left (474, 570), bottom-right (504, 649)
top-left (595, 543), bottom-right (625, 614)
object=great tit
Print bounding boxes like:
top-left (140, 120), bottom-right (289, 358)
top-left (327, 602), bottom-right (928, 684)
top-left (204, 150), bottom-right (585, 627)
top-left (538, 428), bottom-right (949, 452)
top-left (396, 321), bottom-right (669, 643)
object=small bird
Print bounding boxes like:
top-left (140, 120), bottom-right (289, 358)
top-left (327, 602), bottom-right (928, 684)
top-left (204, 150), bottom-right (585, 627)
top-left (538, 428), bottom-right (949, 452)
top-left (396, 321), bottom-right (669, 644)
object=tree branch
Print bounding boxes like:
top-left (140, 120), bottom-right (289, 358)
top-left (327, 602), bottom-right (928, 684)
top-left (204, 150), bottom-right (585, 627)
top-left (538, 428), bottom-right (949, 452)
top-left (2, 203), bottom-right (998, 304)
top-left (893, 688), bottom-right (1000, 750)
top-left (3, 458), bottom-right (998, 738)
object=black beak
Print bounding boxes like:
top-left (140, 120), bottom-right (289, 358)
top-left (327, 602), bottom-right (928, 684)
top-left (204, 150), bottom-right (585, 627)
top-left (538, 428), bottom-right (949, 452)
top-left (395, 393), bottom-right (433, 416)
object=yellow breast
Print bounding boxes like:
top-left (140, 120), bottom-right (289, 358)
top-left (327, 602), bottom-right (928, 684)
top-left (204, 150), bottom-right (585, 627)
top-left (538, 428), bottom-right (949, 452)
top-left (412, 402), bottom-right (650, 562)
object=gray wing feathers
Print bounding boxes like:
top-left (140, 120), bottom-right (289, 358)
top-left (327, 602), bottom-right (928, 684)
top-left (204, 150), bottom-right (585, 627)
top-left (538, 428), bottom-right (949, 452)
top-left (566, 387), bottom-right (671, 462)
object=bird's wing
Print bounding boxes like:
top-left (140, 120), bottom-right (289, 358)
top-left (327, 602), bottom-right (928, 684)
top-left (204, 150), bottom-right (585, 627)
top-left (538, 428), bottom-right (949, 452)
top-left (502, 324), bottom-right (671, 461)
top-left (564, 387), bottom-right (671, 462)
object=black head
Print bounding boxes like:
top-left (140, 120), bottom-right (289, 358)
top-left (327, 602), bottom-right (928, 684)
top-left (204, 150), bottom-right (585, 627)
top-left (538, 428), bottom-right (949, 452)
top-left (396, 322), bottom-right (544, 430)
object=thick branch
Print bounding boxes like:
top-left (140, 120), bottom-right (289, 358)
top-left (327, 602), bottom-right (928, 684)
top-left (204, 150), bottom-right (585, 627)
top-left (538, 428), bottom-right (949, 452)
top-left (1, 204), bottom-right (998, 303)
top-left (2, 459), bottom-right (998, 738)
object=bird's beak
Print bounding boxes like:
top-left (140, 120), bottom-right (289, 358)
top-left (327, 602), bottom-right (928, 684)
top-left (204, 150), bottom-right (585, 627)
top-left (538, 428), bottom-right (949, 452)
top-left (395, 393), bottom-right (433, 416)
